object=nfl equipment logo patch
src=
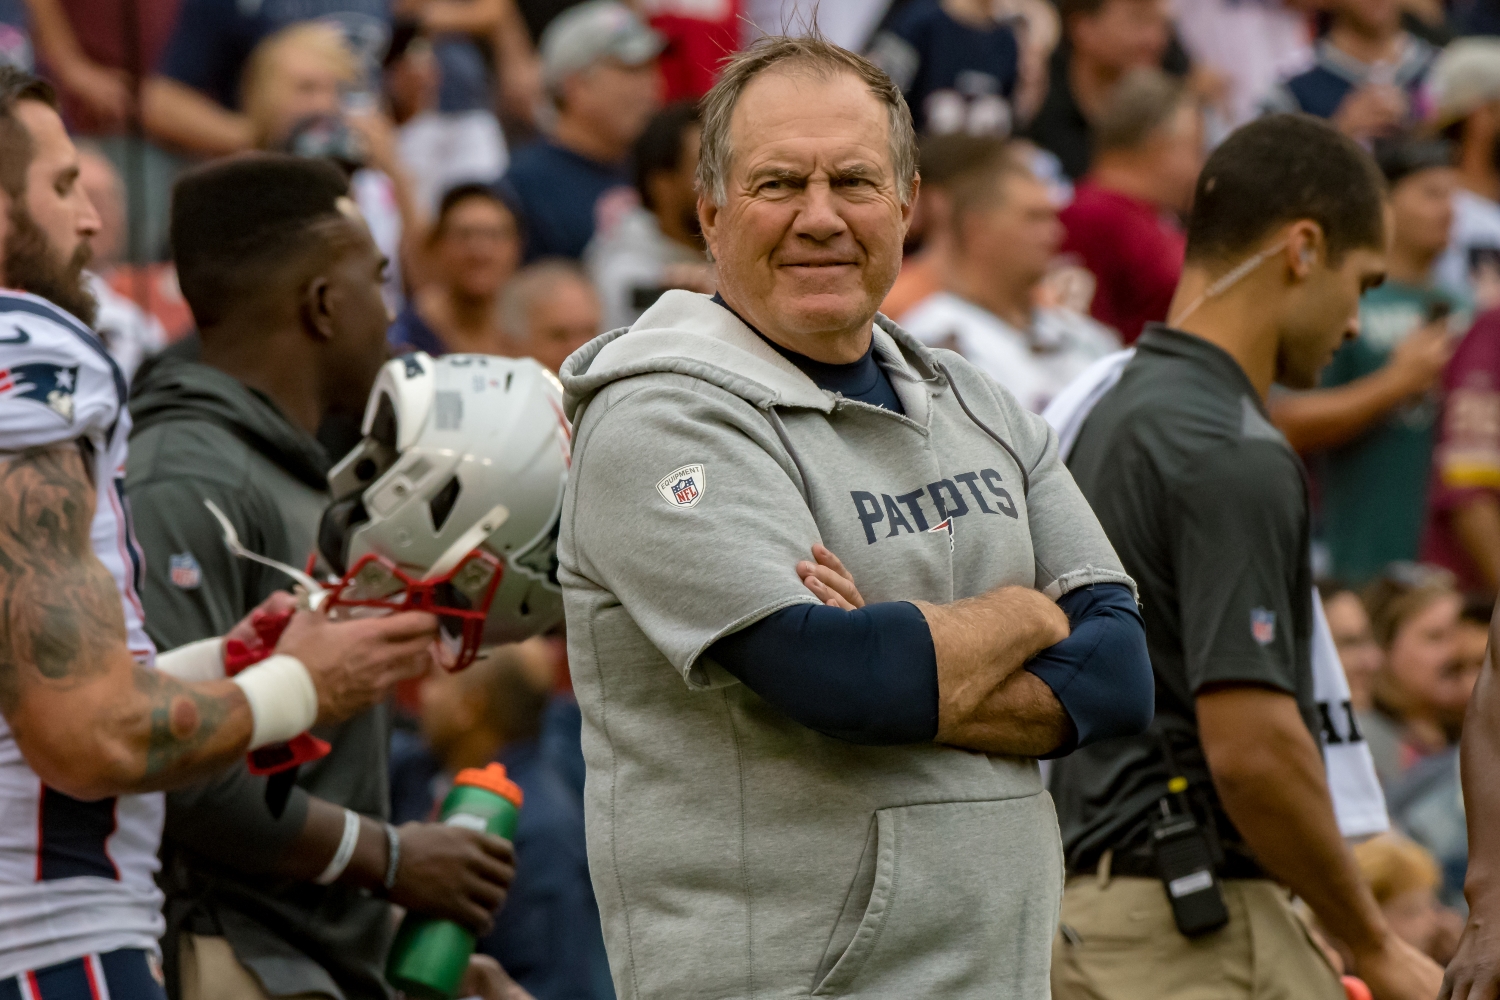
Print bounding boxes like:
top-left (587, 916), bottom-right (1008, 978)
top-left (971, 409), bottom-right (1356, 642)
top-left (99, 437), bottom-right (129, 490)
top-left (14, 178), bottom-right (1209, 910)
top-left (656, 464), bottom-right (705, 509)
top-left (169, 552), bottom-right (202, 590)
top-left (1251, 607), bottom-right (1276, 646)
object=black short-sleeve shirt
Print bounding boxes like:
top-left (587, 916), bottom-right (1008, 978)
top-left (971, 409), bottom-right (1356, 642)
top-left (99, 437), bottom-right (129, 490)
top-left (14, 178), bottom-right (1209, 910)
top-left (1050, 326), bottom-right (1317, 876)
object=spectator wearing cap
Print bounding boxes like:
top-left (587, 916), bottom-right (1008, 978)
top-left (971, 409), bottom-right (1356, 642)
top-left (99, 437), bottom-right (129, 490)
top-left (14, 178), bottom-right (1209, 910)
top-left (1260, 0), bottom-right (1438, 144)
top-left (501, 259), bottom-right (603, 372)
top-left (898, 142), bottom-right (1118, 412)
top-left (584, 101), bottom-right (713, 332)
top-left (1022, 0), bottom-right (1172, 181)
top-left (389, 184), bottom-right (525, 356)
top-left (1430, 39), bottom-right (1500, 311)
top-left (501, 0), bottom-right (664, 260)
top-left (1057, 68), bottom-right (1201, 343)
top-left (1272, 139), bottom-right (1463, 586)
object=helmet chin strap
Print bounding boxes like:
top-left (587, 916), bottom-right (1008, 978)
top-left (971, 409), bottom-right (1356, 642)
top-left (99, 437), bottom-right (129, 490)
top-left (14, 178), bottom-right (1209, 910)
top-left (424, 503), bottom-right (512, 582)
top-left (205, 499), bottom-right (330, 611)
top-left (1169, 238), bottom-right (1291, 329)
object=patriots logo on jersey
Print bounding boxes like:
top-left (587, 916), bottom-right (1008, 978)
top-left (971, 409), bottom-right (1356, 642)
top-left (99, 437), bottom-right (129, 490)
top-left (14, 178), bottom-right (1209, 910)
top-left (928, 516), bottom-right (955, 552)
top-left (0, 361), bottom-right (79, 422)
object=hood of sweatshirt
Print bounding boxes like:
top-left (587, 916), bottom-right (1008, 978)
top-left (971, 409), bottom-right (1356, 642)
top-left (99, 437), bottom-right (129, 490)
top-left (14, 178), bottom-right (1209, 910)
top-left (559, 289), bottom-right (947, 422)
top-left (129, 354), bottom-right (330, 490)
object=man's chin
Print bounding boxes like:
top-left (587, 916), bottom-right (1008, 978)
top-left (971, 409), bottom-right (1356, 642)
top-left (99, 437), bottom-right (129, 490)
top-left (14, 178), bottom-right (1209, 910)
top-left (774, 294), bottom-right (877, 336)
top-left (1275, 358), bottom-right (1326, 392)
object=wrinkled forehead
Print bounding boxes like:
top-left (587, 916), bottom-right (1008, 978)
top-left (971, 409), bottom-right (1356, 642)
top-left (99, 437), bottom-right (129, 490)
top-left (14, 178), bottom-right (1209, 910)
top-left (727, 66), bottom-right (893, 175)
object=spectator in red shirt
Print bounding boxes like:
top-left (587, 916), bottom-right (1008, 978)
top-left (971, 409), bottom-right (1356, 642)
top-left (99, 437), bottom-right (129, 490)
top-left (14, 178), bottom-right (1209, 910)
top-left (1423, 307), bottom-right (1500, 594)
top-left (1059, 67), bottom-right (1202, 342)
top-left (639, 0), bottom-right (741, 101)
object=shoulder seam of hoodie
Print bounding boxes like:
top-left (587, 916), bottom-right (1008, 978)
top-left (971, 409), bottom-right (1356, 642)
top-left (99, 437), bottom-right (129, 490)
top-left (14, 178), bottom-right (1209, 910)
top-left (578, 372), bottom-right (790, 451)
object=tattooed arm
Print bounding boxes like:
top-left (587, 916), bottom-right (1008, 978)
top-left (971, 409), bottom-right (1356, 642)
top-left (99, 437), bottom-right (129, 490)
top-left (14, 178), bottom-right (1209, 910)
top-left (0, 444), bottom-right (440, 800)
top-left (0, 443), bottom-right (254, 798)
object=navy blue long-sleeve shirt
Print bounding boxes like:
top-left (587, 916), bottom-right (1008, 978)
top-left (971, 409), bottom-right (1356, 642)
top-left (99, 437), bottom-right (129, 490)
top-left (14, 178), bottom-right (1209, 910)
top-left (708, 584), bottom-right (1151, 753)
top-left (704, 295), bottom-right (1153, 752)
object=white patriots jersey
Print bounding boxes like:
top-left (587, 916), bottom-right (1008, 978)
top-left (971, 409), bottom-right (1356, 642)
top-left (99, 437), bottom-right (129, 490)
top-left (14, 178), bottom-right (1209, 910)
top-left (0, 290), bottom-right (165, 978)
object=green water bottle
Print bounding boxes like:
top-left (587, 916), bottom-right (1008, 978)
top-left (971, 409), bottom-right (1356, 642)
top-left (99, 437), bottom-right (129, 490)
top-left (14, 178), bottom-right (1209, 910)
top-left (387, 763), bottom-right (524, 999)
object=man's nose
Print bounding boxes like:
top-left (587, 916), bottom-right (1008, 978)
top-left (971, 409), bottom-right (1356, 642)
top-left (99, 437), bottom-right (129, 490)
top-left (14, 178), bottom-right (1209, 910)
top-left (794, 182), bottom-right (848, 243)
top-left (77, 190), bottom-right (102, 237)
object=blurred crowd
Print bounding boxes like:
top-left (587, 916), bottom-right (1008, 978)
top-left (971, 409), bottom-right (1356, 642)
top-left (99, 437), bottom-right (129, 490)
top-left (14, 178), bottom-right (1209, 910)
top-left (12, 0), bottom-right (1500, 993)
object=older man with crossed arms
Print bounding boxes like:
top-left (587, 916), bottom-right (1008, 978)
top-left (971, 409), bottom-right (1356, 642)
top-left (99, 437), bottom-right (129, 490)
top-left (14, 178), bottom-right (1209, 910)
top-left (557, 35), bottom-right (1153, 998)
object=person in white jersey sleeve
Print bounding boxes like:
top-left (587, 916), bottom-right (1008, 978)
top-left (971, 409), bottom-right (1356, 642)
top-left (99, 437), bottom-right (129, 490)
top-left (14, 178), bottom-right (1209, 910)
top-left (0, 67), bottom-right (443, 999)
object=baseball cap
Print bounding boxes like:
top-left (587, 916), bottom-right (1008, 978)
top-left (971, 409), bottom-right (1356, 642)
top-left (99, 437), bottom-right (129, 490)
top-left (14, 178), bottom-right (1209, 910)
top-left (540, 0), bottom-right (665, 89)
top-left (1430, 38), bottom-right (1500, 130)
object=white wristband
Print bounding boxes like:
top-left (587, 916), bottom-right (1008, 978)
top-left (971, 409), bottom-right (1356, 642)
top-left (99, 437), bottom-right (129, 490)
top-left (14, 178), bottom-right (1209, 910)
top-left (314, 808), bottom-right (361, 885)
top-left (153, 638), bottom-right (226, 682)
top-left (231, 654), bottom-right (318, 750)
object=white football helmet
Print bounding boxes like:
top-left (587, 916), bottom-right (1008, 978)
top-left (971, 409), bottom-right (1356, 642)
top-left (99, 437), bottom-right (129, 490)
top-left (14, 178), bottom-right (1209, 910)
top-left (318, 352), bottom-right (570, 667)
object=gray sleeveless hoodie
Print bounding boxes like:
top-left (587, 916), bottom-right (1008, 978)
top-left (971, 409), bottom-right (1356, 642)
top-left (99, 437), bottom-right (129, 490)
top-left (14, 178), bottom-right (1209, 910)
top-left (558, 291), bottom-right (1133, 1000)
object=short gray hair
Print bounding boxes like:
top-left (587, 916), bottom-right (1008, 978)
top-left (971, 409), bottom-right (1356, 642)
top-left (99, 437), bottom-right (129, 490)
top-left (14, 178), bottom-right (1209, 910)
top-left (500, 258), bottom-right (595, 341)
top-left (1094, 68), bottom-right (1194, 156)
top-left (696, 34), bottom-right (918, 206)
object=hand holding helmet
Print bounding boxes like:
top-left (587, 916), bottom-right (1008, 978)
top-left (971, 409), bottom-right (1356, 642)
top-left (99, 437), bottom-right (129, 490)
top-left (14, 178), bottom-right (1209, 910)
top-left (317, 351), bottom-right (571, 670)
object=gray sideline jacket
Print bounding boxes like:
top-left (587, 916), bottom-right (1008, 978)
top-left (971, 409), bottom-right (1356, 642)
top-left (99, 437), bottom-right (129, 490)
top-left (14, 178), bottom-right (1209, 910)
top-left (557, 291), bottom-right (1133, 999)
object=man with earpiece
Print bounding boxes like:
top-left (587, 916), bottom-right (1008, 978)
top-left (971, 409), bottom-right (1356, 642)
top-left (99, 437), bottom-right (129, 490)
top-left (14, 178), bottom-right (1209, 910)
top-left (1048, 114), bottom-right (1444, 1000)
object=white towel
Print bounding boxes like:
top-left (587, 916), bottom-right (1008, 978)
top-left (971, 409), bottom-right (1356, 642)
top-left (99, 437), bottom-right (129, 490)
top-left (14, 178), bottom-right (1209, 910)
top-left (1042, 352), bottom-right (1388, 838)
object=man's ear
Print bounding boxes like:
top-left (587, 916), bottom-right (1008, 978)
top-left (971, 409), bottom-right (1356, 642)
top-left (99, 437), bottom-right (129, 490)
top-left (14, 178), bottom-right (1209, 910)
top-left (303, 275), bottom-right (336, 341)
top-left (698, 194), bottom-right (719, 263)
top-left (1285, 220), bottom-right (1325, 281)
top-left (900, 173), bottom-right (921, 235)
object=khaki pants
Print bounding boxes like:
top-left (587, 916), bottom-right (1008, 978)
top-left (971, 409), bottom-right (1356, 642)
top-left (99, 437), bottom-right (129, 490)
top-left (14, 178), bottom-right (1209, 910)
top-left (1052, 875), bottom-right (1345, 1000)
top-left (177, 934), bottom-right (326, 1000)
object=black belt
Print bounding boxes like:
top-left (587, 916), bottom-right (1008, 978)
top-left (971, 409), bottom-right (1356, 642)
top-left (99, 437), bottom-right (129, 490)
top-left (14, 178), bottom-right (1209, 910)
top-left (1070, 848), bottom-right (1268, 881)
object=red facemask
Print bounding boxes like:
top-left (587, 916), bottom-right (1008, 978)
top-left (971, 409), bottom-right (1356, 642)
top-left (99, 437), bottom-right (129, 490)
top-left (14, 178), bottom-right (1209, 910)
top-left (322, 549), bottom-right (507, 672)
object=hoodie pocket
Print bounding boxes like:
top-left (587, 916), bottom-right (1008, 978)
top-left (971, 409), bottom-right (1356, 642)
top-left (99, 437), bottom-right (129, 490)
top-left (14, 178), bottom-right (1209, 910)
top-left (811, 794), bottom-right (1063, 999)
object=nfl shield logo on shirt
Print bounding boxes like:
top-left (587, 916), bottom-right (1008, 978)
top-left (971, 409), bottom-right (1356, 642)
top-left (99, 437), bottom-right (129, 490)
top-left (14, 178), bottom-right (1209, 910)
top-left (170, 552), bottom-right (202, 590)
top-left (657, 464), bottom-right (706, 509)
top-left (1250, 607), bottom-right (1276, 646)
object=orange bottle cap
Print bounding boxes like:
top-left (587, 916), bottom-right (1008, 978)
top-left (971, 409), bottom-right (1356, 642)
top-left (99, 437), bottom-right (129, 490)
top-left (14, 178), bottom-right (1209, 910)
top-left (454, 762), bottom-right (524, 808)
